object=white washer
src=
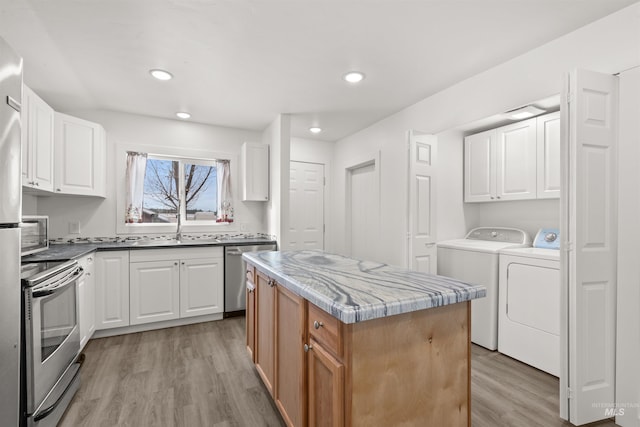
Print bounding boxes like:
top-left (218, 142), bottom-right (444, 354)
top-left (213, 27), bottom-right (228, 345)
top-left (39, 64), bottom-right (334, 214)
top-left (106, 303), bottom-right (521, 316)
top-left (437, 227), bottom-right (531, 350)
top-left (498, 247), bottom-right (560, 376)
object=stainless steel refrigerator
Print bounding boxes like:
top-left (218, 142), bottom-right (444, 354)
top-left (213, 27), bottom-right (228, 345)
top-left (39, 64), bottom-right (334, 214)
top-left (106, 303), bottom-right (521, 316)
top-left (0, 34), bottom-right (23, 427)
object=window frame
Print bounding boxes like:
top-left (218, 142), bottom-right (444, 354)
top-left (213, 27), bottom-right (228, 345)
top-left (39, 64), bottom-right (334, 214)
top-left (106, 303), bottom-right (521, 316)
top-left (117, 144), bottom-right (233, 235)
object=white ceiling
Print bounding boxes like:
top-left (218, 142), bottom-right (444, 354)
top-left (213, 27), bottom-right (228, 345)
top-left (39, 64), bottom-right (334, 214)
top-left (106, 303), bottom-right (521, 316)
top-left (0, 0), bottom-right (636, 141)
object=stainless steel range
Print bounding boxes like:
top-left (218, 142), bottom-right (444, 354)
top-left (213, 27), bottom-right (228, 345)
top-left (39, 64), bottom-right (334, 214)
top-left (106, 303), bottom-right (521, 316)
top-left (21, 260), bottom-right (83, 427)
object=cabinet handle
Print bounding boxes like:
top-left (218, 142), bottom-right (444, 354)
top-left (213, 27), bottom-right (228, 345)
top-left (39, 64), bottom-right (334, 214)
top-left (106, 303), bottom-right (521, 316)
top-left (181, 261), bottom-right (185, 265)
top-left (174, 262), bottom-right (178, 266)
top-left (313, 321), bottom-right (324, 330)
top-left (304, 343), bottom-right (313, 353)
top-left (490, 196), bottom-right (495, 200)
top-left (34, 182), bottom-right (39, 186)
top-left (56, 188), bottom-right (61, 192)
top-left (496, 196), bottom-right (501, 199)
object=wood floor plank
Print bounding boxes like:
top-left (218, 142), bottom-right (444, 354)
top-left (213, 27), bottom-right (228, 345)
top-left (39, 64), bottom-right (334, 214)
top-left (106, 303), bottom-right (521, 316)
top-left (59, 317), bottom-right (619, 427)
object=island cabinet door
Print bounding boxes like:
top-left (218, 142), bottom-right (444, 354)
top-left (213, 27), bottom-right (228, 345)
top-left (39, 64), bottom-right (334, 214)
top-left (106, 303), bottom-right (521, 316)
top-left (274, 284), bottom-right (305, 427)
top-left (246, 265), bottom-right (256, 362)
top-left (255, 271), bottom-right (276, 396)
top-left (307, 338), bottom-right (345, 427)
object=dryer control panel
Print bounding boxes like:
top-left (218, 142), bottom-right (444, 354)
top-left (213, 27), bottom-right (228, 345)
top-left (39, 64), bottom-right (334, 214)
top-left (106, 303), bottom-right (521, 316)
top-left (534, 228), bottom-right (560, 249)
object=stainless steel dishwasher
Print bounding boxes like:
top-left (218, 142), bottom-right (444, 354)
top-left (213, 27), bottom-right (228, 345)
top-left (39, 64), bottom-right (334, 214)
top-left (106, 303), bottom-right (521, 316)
top-left (224, 243), bottom-right (277, 316)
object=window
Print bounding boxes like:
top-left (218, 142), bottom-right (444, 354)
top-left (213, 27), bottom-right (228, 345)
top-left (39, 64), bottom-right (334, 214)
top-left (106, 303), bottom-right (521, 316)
top-left (125, 152), bottom-right (232, 226)
top-left (142, 157), bottom-right (217, 223)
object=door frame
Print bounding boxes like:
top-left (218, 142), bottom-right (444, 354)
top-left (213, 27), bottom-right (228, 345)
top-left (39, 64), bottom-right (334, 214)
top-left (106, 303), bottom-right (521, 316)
top-left (345, 151), bottom-right (381, 258)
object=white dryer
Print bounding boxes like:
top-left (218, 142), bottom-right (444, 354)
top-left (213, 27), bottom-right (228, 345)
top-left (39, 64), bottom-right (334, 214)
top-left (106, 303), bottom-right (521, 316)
top-left (498, 242), bottom-right (560, 376)
top-left (437, 227), bottom-right (531, 350)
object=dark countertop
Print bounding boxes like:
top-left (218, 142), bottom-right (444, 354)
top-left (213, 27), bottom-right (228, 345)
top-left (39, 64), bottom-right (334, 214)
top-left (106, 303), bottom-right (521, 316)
top-left (22, 238), bottom-right (277, 262)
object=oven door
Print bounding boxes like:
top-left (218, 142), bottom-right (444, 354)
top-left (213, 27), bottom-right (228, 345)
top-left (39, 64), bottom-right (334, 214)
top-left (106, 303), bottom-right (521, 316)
top-left (24, 262), bottom-right (82, 415)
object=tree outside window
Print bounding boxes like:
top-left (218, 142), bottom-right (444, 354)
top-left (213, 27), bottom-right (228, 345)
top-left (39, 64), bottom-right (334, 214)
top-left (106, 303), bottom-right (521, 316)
top-left (142, 157), bottom-right (217, 223)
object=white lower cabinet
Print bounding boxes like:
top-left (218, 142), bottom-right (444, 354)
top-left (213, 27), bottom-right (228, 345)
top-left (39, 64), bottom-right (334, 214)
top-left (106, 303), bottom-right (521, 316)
top-left (180, 257), bottom-right (224, 318)
top-left (130, 260), bottom-right (180, 325)
top-left (95, 251), bottom-right (130, 330)
top-left (77, 253), bottom-right (96, 349)
top-left (129, 247), bottom-right (224, 325)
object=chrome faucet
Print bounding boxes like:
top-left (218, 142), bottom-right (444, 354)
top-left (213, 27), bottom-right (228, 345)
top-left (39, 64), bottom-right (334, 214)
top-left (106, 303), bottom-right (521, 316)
top-left (176, 212), bottom-right (183, 241)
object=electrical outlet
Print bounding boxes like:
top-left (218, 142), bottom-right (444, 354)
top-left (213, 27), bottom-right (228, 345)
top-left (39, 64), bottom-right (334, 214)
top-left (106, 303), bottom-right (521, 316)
top-left (69, 222), bottom-right (81, 234)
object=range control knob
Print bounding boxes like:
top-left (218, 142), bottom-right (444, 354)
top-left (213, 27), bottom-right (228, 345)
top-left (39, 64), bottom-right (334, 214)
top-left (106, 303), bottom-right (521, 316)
top-left (545, 232), bottom-right (558, 242)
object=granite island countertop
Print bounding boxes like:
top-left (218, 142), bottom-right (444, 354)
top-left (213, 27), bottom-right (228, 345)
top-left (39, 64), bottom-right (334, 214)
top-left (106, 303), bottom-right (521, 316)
top-left (22, 237), bottom-right (277, 262)
top-left (243, 250), bottom-right (486, 324)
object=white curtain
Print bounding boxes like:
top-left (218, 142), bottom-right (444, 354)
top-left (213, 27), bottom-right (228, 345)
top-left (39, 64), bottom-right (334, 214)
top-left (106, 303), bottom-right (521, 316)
top-left (216, 160), bottom-right (233, 222)
top-left (125, 152), bottom-right (148, 223)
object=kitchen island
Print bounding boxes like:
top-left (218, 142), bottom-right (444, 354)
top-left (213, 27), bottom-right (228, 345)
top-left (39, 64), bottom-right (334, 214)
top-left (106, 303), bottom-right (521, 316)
top-left (243, 250), bottom-right (485, 427)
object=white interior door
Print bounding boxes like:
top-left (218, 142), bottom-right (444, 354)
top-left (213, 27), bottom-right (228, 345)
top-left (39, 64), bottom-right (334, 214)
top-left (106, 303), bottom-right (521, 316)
top-left (346, 155), bottom-right (380, 261)
top-left (288, 161), bottom-right (325, 250)
top-left (407, 131), bottom-right (437, 273)
top-left (561, 69), bottom-right (618, 425)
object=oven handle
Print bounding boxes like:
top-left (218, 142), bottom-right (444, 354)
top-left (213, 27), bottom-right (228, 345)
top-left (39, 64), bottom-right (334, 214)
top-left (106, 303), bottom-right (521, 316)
top-left (33, 354), bottom-right (85, 422)
top-left (32, 267), bottom-right (83, 298)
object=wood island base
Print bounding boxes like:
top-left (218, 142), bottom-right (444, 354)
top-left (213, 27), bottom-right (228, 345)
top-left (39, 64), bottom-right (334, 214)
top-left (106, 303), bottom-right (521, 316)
top-left (245, 262), bottom-right (472, 427)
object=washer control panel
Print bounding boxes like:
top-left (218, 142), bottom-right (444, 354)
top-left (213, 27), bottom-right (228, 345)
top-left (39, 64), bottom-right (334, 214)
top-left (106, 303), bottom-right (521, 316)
top-left (534, 228), bottom-right (560, 249)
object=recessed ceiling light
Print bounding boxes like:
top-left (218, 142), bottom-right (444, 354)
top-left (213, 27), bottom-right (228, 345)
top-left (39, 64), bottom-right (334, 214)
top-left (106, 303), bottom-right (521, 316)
top-left (176, 112), bottom-right (191, 119)
top-left (343, 71), bottom-right (365, 83)
top-left (504, 105), bottom-right (546, 120)
top-left (150, 69), bottom-right (173, 81)
top-left (309, 127), bottom-right (322, 134)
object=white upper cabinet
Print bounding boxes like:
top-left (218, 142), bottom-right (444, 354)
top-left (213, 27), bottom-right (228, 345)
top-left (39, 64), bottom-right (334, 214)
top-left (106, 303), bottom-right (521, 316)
top-left (464, 113), bottom-right (559, 203)
top-left (464, 129), bottom-right (495, 202)
top-left (21, 85), bottom-right (54, 192)
top-left (240, 142), bottom-right (269, 201)
top-left (536, 111), bottom-right (561, 199)
top-left (54, 112), bottom-right (106, 197)
top-left (495, 118), bottom-right (537, 201)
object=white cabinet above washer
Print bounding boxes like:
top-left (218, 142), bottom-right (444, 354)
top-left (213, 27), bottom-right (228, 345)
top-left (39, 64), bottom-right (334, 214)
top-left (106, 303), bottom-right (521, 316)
top-left (464, 112), bottom-right (560, 203)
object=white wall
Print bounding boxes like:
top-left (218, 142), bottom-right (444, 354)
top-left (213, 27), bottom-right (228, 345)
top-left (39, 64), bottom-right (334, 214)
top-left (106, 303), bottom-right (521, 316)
top-left (329, 3), bottom-right (640, 266)
top-left (36, 110), bottom-right (265, 238)
top-left (262, 114), bottom-right (291, 247)
top-left (21, 193), bottom-right (38, 216)
top-left (290, 137), bottom-right (335, 250)
top-left (616, 66), bottom-right (640, 427)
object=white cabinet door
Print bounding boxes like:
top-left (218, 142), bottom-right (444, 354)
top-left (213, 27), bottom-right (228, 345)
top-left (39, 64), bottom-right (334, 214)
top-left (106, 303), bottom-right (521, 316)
top-left (241, 142), bottom-right (269, 201)
top-left (78, 253), bottom-right (96, 349)
top-left (130, 260), bottom-right (180, 325)
top-left (464, 129), bottom-right (495, 202)
top-left (180, 257), bottom-right (224, 318)
top-left (21, 85), bottom-right (54, 192)
top-left (495, 118), bottom-right (537, 201)
top-left (537, 111), bottom-right (561, 199)
top-left (95, 251), bottom-right (130, 330)
top-left (54, 112), bottom-right (106, 197)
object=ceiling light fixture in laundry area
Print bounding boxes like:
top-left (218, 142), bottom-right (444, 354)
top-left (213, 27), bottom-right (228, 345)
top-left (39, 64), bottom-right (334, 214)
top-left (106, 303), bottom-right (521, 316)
top-left (504, 105), bottom-right (546, 120)
top-left (176, 112), bottom-right (191, 119)
top-left (309, 127), bottom-right (322, 134)
top-left (149, 69), bottom-right (173, 80)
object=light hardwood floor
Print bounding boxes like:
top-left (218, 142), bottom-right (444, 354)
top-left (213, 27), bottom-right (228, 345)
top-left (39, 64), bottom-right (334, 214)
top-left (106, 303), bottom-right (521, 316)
top-left (60, 317), bottom-right (618, 427)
